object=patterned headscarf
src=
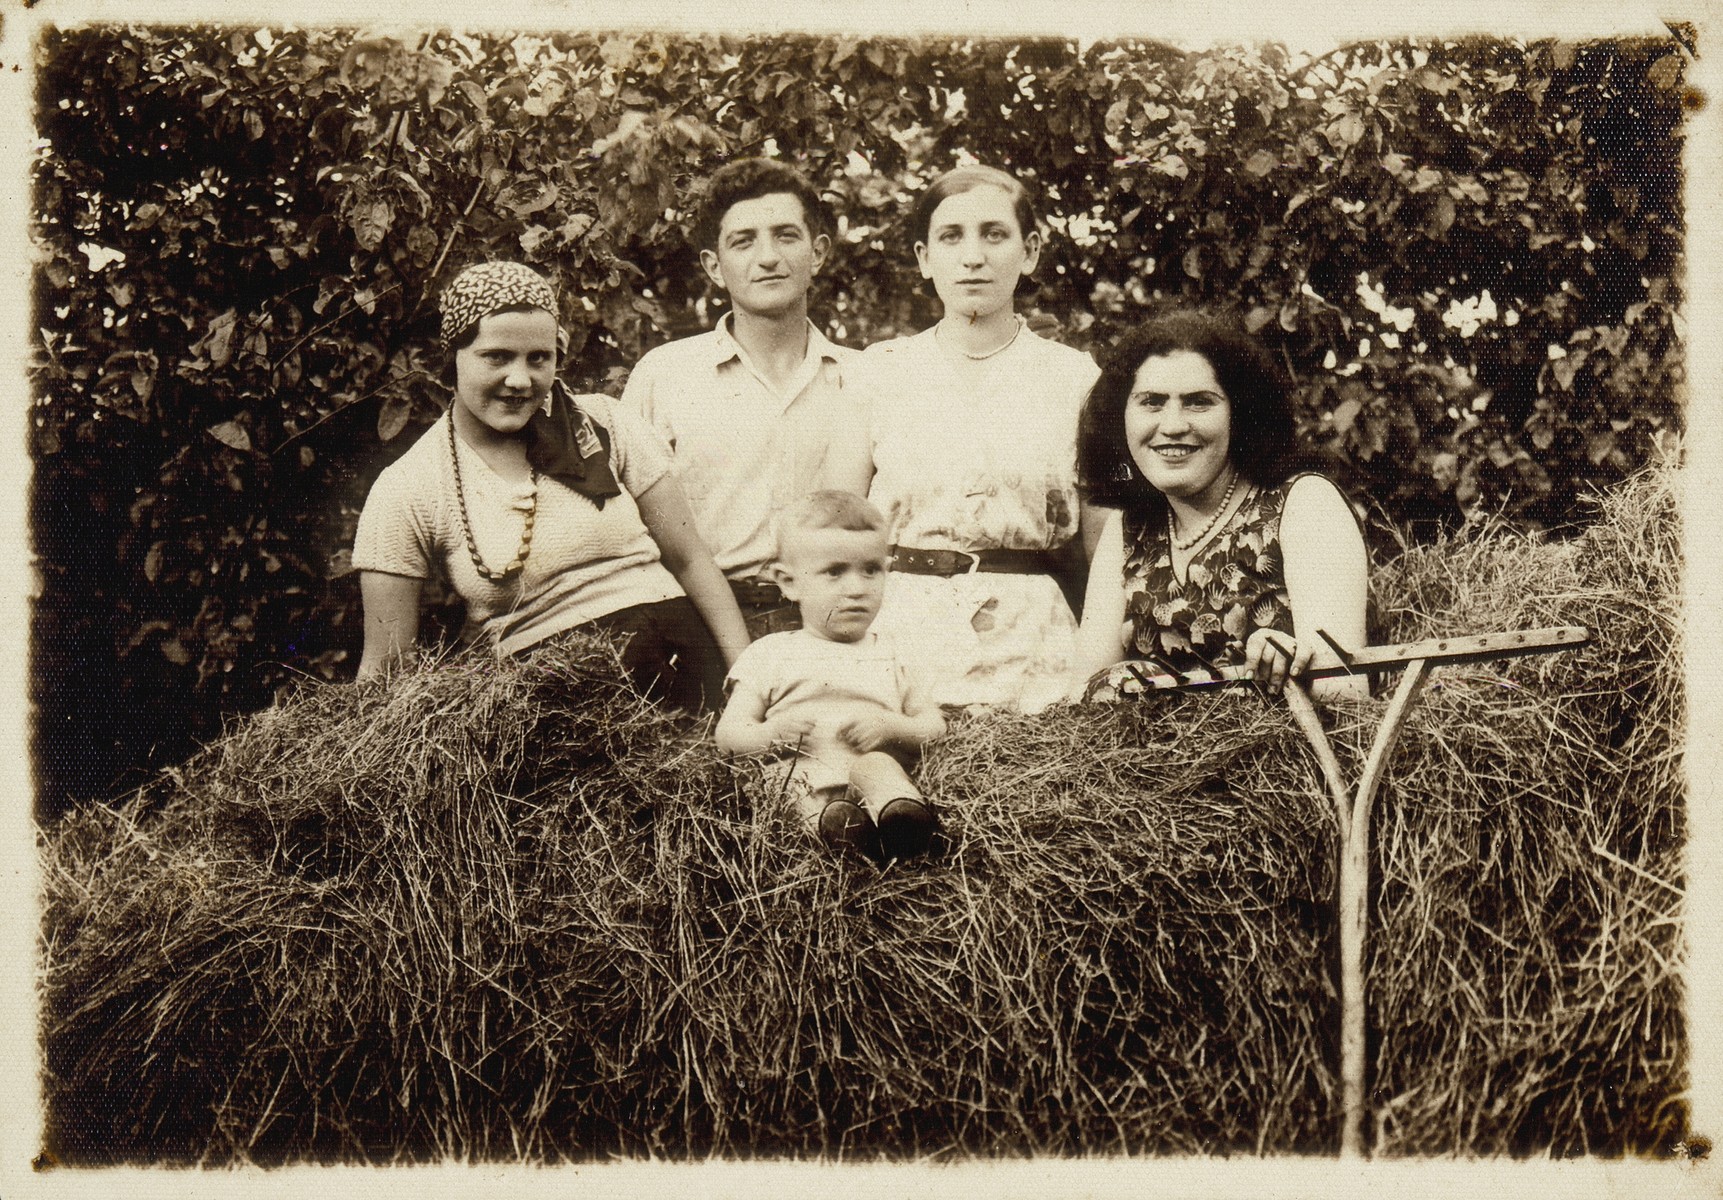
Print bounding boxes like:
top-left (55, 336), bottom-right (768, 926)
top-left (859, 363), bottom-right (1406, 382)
top-left (438, 261), bottom-right (559, 347)
top-left (437, 261), bottom-right (620, 508)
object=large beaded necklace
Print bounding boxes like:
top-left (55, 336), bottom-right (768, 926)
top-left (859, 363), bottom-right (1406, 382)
top-left (448, 412), bottom-right (536, 583)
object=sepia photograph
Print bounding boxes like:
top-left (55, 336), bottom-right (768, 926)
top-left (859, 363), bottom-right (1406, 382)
top-left (6, 0), bottom-right (1720, 1194)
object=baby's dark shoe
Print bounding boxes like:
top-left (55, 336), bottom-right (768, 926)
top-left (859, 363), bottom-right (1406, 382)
top-left (819, 799), bottom-right (882, 863)
top-left (876, 797), bottom-right (936, 862)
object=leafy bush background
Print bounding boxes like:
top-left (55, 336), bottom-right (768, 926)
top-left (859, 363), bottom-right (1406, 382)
top-left (30, 27), bottom-right (1687, 816)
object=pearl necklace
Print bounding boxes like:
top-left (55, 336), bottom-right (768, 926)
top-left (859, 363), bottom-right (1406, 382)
top-left (1168, 469), bottom-right (1241, 553)
top-left (449, 412), bottom-right (536, 583)
top-left (940, 316), bottom-right (1022, 361)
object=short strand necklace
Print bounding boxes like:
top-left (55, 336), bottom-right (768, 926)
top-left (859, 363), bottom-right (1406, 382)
top-left (1169, 469), bottom-right (1241, 553)
top-left (942, 316), bottom-right (1022, 361)
top-left (448, 413), bottom-right (536, 582)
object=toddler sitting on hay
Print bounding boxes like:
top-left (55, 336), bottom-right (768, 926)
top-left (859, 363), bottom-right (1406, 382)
top-left (716, 491), bottom-right (945, 863)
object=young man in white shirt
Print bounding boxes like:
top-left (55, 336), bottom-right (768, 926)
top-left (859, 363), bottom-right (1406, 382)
top-left (622, 159), bottom-right (872, 637)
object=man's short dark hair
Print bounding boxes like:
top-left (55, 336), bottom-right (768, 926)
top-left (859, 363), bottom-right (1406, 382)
top-left (692, 158), bottom-right (833, 249)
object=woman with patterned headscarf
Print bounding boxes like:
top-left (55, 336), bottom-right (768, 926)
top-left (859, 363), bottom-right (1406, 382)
top-left (352, 261), bottom-right (750, 709)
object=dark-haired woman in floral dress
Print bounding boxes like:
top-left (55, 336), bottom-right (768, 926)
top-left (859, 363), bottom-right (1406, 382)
top-left (1068, 310), bottom-right (1368, 703)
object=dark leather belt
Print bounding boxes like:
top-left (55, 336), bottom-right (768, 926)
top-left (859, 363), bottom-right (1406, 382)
top-left (729, 576), bottom-right (787, 607)
top-left (889, 545), bottom-right (1060, 577)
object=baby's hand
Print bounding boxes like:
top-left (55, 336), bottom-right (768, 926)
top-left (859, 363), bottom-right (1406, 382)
top-left (766, 714), bottom-right (817, 749)
top-left (837, 713), bottom-right (893, 753)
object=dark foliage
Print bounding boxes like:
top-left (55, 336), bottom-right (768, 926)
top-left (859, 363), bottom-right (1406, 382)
top-left (31, 28), bottom-right (1686, 813)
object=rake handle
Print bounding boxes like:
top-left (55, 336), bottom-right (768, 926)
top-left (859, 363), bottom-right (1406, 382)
top-left (1093, 626), bottom-right (1589, 695)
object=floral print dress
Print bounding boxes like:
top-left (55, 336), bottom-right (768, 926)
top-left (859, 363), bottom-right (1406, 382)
top-left (861, 322), bottom-right (1099, 712)
top-left (1120, 476), bottom-right (1319, 672)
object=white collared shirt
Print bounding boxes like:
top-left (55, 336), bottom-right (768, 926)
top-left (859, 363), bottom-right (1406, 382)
top-left (622, 314), bottom-right (870, 578)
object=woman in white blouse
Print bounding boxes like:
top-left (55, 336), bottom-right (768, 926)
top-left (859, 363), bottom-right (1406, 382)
top-left (858, 165), bottom-right (1101, 712)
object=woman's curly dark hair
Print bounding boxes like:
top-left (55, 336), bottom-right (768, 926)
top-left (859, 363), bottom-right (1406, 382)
top-left (1076, 309), bottom-right (1297, 517)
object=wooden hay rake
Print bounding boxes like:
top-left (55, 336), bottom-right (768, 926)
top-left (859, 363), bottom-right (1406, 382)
top-left (1091, 624), bottom-right (1592, 1157)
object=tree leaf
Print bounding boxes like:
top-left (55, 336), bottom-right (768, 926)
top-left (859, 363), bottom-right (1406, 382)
top-left (490, 76), bottom-right (528, 107)
top-left (559, 212), bottom-right (596, 242)
top-left (508, 180), bottom-right (558, 217)
top-left (207, 420), bottom-right (251, 451)
top-left (1451, 175), bottom-right (1489, 205)
top-left (1413, 66), bottom-right (1458, 96)
top-left (418, 56), bottom-right (453, 107)
top-left (519, 224), bottom-right (555, 256)
top-left (1647, 54), bottom-right (1681, 90)
top-left (1243, 149), bottom-right (1277, 177)
top-left (1326, 111), bottom-right (1365, 151)
top-left (377, 393), bottom-right (412, 442)
top-left (339, 37), bottom-right (399, 91)
top-left (313, 277), bottom-right (345, 316)
top-left (1105, 97), bottom-right (1131, 135)
top-left (405, 224), bottom-right (439, 266)
top-left (599, 35), bottom-right (635, 69)
top-left (1426, 192), bottom-right (1456, 237)
top-left (350, 200), bottom-right (394, 251)
top-left (204, 310), bottom-right (238, 366)
top-left (456, 79), bottom-right (488, 112)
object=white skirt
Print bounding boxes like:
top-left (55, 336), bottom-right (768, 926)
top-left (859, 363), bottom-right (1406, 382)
top-left (869, 571), bottom-right (1076, 713)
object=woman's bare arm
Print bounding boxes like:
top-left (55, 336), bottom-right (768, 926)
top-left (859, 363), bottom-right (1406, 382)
top-left (1271, 475), bottom-right (1370, 702)
top-left (634, 475), bottom-right (752, 667)
top-left (1066, 508), bottom-right (1129, 699)
top-left (357, 570), bottom-right (423, 680)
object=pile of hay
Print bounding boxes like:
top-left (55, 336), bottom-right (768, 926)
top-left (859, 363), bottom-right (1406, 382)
top-left (40, 466), bottom-right (1685, 1162)
top-left (1359, 466), bottom-right (1685, 1155)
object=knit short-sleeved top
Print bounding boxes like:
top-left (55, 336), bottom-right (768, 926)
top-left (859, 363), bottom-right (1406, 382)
top-left (352, 394), bottom-right (683, 656)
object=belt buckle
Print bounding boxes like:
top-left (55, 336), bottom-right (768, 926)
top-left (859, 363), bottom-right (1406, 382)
top-left (890, 546), bottom-right (977, 576)
top-left (923, 548), bottom-right (978, 575)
